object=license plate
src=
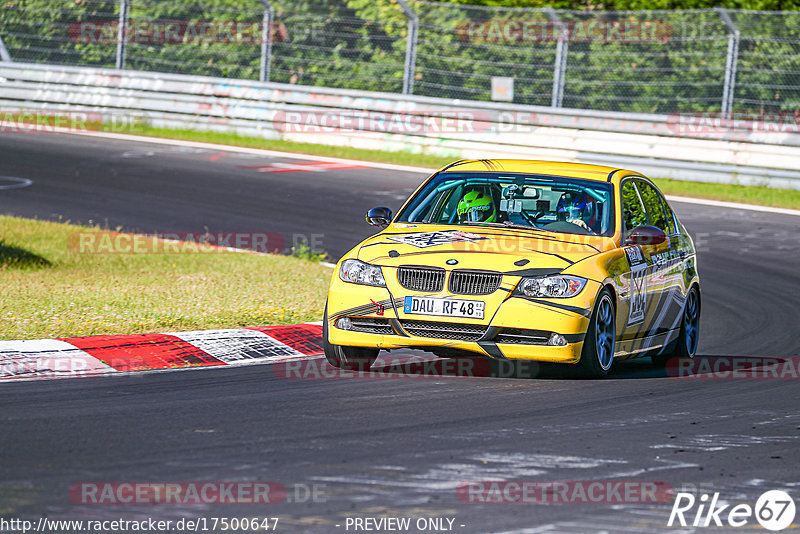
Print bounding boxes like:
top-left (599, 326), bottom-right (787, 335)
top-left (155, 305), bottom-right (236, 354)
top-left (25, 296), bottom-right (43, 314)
top-left (403, 296), bottom-right (485, 320)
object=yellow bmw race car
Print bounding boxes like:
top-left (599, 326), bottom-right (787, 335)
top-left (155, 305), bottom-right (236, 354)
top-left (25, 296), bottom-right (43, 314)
top-left (324, 160), bottom-right (700, 378)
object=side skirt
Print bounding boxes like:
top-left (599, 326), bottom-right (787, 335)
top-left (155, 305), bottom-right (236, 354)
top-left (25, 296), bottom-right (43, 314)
top-left (614, 329), bottom-right (680, 360)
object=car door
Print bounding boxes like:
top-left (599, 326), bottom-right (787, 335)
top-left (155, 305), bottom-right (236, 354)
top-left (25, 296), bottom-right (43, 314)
top-left (618, 179), bottom-right (652, 344)
top-left (634, 179), bottom-right (681, 343)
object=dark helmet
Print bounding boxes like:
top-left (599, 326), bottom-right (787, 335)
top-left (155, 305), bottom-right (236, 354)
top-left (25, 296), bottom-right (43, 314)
top-left (557, 191), bottom-right (598, 227)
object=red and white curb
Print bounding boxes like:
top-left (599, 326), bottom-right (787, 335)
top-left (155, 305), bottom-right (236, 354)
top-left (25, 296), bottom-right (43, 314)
top-left (0, 323), bottom-right (324, 382)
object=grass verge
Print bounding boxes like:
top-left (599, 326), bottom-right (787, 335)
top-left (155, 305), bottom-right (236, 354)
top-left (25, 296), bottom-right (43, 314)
top-left (130, 126), bottom-right (800, 211)
top-left (652, 178), bottom-right (800, 210)
top-left (0, 216), bottom-right (331, 340)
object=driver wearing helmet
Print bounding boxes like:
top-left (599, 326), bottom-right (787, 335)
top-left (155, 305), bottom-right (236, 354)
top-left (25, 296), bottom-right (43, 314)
top-left (557, 191), bottom-right (599, 233)
top-left (457, 187), bottom-right (497, 223)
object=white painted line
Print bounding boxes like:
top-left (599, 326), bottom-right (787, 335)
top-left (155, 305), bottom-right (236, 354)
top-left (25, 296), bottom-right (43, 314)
top-left (264, 162), bottom-right (325, 172)
top-left (665, 195), bottom-right (800, 217)
top-left (0, 176), bottom-right (33, 190)
top-left (56, 128), bottom-right (800, 217)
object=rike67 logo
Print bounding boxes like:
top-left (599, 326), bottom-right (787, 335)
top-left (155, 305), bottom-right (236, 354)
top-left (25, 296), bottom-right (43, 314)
top-left (668, 489), bottom-right (795, 531)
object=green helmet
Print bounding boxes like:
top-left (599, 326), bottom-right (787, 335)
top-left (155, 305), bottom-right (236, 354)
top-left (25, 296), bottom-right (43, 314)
top-left (457, 189), bottom-right (496, 223)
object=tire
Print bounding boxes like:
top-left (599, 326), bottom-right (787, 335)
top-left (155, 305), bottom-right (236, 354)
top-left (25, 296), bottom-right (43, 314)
top-left (322, 306), bottom-right (379, 371)
top-left (576, 289), bottom-right (616, 378)
top-left (652, 285), bottom-right (700, 367)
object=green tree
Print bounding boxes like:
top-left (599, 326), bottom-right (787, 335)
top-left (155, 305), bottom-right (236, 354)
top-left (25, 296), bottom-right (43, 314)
top-left (0, 0), bottom-right (118, 66)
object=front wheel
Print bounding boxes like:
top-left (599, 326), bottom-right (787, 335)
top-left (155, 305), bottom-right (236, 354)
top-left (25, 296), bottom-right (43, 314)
top-left (576, 289), bottom-right (616, 378)
top-left (652, 285), bottom-right (700, 366)
top-left (323, 307), bottom-right (379, 371)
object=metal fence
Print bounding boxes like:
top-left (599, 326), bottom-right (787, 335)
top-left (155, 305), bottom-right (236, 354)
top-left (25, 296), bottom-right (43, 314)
top-left (1, 1), bottom-right (798, 115)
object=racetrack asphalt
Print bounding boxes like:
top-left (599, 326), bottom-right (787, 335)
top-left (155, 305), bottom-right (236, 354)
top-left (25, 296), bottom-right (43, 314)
top-left (1, 132), bottom-right (799, 533)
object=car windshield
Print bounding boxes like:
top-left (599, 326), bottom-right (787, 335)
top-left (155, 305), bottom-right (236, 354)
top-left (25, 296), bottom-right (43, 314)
top-left (396, 172), bottom-right (616, 237)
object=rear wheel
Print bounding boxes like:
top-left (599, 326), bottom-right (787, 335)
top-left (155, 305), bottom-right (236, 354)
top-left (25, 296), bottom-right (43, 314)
top-left (652, 286), bottom-right (700, 366)
top-left (323, 306), bottom-right (379, 371)
top-left (576, 289), bottom-right (616, 378)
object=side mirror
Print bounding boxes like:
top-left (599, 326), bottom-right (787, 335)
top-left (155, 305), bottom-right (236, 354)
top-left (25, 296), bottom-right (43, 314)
top-left (366, 206), bottom-right (393, 228)
top-left (624, 225), bottom-right (667, 246)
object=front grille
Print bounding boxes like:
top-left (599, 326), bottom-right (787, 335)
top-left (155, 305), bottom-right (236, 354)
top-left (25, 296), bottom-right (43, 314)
top-left (348, 317), bottom-right (394, 335)
top-left (449, 270), bottom-right (502, 295)
top-left (398, 266), bottom-right (445, 292)
top-left (494, 328), bottom-right (551, 345)
top-left (400, 320), bottom-right (487, 341)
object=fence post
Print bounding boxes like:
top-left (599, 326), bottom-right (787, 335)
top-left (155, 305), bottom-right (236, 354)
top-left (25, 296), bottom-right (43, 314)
top-left (545, 8), bottom-right (568, 108)
top-left (396, 0), bottom-right (418, 95)
top-left (115, 0), bottom-right (129, 69)
top-left (259, 0), bottom-right (274, 82)
top-left (715, 7), bottom-right (739, 119)
top-left (0, 34), bottom-right (11, 62)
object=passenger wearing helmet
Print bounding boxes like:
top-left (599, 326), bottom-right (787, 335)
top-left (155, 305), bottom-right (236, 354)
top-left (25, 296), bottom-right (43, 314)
top-left (557, 191), bottom-right (599, 233)
top-left (457, 187), bottom-right (497, 223)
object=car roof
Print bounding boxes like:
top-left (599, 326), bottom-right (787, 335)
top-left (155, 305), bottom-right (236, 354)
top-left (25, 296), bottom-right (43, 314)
top-left (437, 159), bottom-right (639, 183)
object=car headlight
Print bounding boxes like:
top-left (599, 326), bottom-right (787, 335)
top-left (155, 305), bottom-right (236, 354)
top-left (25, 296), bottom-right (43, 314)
top-left (515, 275), bottom-right (586, 298)
top-left (339, 259), bottom-right (386, 287)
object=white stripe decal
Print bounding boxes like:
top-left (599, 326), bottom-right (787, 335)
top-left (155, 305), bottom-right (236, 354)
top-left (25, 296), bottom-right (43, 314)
top-left (167, 329), bottom-right (305, 364)
top-left (0, 339), bottom-right (113, 380)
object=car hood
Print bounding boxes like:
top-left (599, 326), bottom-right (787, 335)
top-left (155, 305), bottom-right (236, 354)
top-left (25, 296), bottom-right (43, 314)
top-left (356, 224), bottom-right (617, 273)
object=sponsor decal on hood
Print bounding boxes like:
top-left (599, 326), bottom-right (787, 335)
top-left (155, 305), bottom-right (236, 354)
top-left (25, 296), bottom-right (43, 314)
top-left (356, 224), bottom-right (614, 270)
top-left (386, 230), bottom-right (488, 249)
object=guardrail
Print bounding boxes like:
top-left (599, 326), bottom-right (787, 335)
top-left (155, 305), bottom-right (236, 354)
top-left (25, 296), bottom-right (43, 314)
top-left (1, 62), bottom-right (799, 189)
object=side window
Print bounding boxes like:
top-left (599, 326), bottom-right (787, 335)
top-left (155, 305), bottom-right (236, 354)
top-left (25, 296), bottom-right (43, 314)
top-left (658, 193), bottom-right (678, 235)
top-left (621, 180), bottom-right (647, 234)
top-left (636, 181), bottom-right (669, 233)
top-left (438, 186), bottom-right (463, 223)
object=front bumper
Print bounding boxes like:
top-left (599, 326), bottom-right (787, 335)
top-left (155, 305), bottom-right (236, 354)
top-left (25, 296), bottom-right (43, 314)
top-left (327, 276), bottom-right (598, 364)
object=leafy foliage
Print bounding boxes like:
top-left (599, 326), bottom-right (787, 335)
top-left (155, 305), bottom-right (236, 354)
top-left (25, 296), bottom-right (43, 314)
top-left (1, 0), bottom-right (797, 113)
